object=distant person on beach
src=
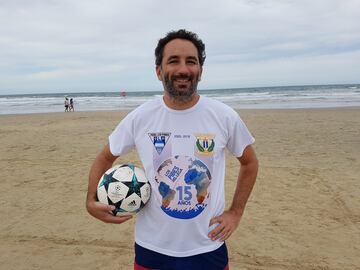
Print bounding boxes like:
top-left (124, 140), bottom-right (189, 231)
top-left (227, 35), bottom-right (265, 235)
top-left (86, 29), bottom-right (258, 270)
top-left (69, 98), bottom-right (74, 112)
top-left (64, 97), bottom-right (69, 112)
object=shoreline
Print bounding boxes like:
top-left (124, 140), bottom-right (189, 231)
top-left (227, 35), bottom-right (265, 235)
top-left (1, 105), bottom-right (360, 118)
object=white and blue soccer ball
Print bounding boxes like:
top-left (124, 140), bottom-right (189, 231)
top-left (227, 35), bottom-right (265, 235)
top-left (97, 164), bottom-right (151, 215)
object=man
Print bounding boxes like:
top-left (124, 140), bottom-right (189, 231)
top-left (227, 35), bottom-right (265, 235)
top-left (64, 97), bottom-right (69, 112)
top-left (69, 98), bottom-right (74, 111)
top-left (86, 29), bottom-right (258, 270)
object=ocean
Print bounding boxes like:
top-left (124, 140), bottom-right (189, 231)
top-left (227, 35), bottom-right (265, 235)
top-left (0, 84), bottom-right (359, 115)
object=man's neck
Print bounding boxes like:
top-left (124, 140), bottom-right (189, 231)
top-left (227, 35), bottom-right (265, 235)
top-left (163, 93), bottom-right (200, 110)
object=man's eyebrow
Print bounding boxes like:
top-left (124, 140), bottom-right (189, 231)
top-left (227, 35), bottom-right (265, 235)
top-left (187, 56), bottom-right (198, 61)
top-left (167, 55), bottom-right (179, 61)
top-left (166, 55), bottom-right (198, 62)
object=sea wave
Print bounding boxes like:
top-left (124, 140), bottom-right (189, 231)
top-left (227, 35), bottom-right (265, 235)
top-left (1, 84), bottom-right (360, 115)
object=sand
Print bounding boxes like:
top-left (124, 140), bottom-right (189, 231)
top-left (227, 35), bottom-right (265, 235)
top-left (0, 108), bottom-right (359, 270)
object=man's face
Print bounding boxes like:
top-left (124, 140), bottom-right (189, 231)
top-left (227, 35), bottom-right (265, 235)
top-left (156, 39), bottom-right (202, 102)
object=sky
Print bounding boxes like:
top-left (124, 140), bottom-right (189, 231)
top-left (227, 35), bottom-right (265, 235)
top-left (0, 0), bottom-right (359, 95)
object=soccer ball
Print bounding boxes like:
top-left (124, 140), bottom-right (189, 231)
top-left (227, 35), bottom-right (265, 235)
top-left (97, 164), bottom-right (151, 215)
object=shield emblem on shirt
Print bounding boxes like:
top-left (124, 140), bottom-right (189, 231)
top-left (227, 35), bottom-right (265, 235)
top-left (148, 132), bottom-right (171, 155)
top-left (194, 134), bottom-right (215, 156)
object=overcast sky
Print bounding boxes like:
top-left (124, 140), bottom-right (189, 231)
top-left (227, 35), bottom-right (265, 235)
top-left (0, 0), bottom-right (359, 94)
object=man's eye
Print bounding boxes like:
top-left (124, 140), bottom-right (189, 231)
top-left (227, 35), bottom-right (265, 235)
top-left (187, 59), bottom-right (198, 65)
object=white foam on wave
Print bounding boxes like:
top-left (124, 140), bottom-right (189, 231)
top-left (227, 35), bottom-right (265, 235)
top-left (1, 85), bottom-right (360, 115)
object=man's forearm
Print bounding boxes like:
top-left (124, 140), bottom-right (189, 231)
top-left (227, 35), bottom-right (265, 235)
top-left (229, 159), bottom-right (258, 216)
top-left (85, 145), bottom-right (132, 223)
top-left (86, 146), bottom-right (117, 205)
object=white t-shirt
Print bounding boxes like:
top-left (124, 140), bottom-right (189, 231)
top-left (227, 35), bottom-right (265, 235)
top-left (109, 95), bottom-right (255, 257)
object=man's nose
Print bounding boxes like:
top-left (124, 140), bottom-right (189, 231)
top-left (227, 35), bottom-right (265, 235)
top-left (176, 61), bottom-right (190, 74)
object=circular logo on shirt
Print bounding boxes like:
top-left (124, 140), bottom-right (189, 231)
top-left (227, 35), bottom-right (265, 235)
top-left (154, 155), bottom-right (211, 219)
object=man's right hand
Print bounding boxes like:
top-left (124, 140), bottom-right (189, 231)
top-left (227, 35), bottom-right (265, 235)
top-left (86, 200), bottom-right (133, 224)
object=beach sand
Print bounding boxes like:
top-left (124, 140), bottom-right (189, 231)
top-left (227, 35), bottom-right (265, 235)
top-left (0, 108), bottom-right (359, 270)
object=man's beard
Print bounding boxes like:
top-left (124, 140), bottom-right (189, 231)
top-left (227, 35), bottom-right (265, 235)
top-left (163, 73), bottom-right (199, 103)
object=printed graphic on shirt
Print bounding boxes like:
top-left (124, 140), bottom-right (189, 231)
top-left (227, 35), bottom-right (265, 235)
top-left (148, 132), bottom-right (171, 155)
top-left (173, 134), bottom-right (191, 139)
top-left (154, 155), bottom-right (211, 219)
top-left (194, 134), bottom-right (215, 157)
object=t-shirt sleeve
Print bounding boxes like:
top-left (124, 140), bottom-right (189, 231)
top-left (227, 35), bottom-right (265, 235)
top-left (108, 112), bottom-right (136, 156)
top-left (226, 112), bottom-right (255, 158)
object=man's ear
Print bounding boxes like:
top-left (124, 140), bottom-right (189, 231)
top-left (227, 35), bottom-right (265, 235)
top-left (156, 65), bottom-right (163, 81)
top-left (198, 66), bottom-right (203, 82)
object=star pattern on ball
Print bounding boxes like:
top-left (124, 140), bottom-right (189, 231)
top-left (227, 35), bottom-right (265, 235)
top-left (123, 173), bottom-right (146, 198)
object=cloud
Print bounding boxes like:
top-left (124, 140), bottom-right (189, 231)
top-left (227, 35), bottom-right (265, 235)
top-left (0, 0), bottom-right (359, 94)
